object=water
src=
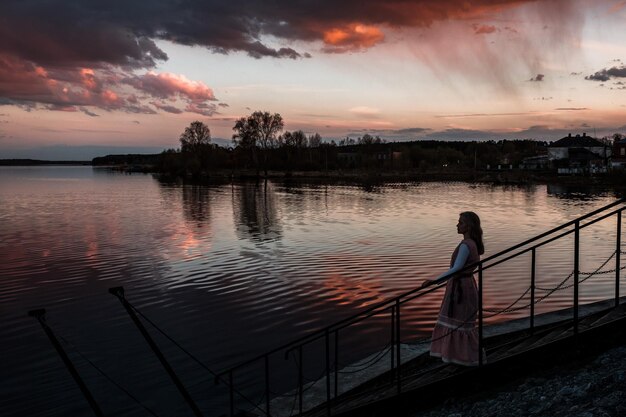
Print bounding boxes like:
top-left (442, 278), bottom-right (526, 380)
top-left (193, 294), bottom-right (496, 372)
top-left (1, 166), bottom-right (623, 416)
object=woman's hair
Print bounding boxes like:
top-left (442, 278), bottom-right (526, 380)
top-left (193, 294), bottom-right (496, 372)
top-left (460, 211), bottom-right (484, 255)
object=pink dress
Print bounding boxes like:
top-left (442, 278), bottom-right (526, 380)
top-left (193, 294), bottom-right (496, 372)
top-left (430, 238), bottom-right (481, 366)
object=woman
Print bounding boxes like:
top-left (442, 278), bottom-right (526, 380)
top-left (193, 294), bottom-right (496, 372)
top-left (422, 211), bottom-right (484, 366)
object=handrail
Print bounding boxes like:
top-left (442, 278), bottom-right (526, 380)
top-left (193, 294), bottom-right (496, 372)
top-left (218, 198), bottom-right (625, 376)
top-left (481, 206), bottom-right (626, 273)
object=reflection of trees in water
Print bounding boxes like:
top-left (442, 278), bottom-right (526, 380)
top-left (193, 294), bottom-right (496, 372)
top-left (546, 184), bottom-right (614, 201)
top-left (182, 184), bottom-right (212, 227)
top-left (233, 181), bottom-right (282, 243)
top-left (156, 178), bottom-right (213, 228)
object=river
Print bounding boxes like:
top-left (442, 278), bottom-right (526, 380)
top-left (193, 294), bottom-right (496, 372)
top-left (1, 166), bottom-right (623, 416)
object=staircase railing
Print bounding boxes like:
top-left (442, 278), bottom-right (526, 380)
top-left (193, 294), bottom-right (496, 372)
top-left (216, 198), bottom-right (626, 417)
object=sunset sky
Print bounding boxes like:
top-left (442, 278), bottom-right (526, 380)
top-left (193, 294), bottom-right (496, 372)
top-left (1, 0), bottom-right (626, 159)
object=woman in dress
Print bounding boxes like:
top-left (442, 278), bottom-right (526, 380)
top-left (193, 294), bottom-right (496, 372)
top-left (422, 211), bottom-right (484, 366)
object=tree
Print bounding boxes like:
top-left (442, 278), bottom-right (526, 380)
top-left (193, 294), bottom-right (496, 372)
top-left (180, 121), bottom-right (211, 153)
top-left (232, 111), bottom-right (284, 176)
top-left (308, 133), bottom-right (322, 148)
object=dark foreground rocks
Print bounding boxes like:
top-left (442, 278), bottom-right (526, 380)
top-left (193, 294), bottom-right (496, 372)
top-left (412, 345), bottom-right (626, 417)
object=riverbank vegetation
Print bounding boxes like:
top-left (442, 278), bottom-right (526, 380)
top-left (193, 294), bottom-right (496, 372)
top-left (90, 112), bottom-right (626, 185)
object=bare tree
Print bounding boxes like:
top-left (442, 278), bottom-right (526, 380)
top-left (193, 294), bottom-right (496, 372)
top-left (308, 133), bottom-right (322, 148)
top-left (232, 111), bottom-right (284, 176)
top-left (180, 121), bottom-right (211, 153)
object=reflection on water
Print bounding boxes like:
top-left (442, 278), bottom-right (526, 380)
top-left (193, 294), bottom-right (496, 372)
top-left (183, 184), bottom-right (212, 226)
top-left (233, 181), bottom-right (282, 243)
top-left (1, 166), bottom-right (624, 417)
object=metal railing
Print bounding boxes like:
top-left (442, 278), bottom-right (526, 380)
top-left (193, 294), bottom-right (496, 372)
top-left (216, 198), bottom-right (626, 417)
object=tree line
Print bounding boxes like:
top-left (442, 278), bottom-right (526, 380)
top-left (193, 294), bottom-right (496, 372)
top-left (151, 110), bottom-right (552, 177)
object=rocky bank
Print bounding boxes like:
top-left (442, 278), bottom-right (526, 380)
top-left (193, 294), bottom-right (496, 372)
top-left (412, 345), bottom-right (626, 417)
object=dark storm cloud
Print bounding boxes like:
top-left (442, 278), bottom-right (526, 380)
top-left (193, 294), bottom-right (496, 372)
top-left (0, 0), bottom-right (543, 67)
top-left (585, 65), bottom-right (626, 82)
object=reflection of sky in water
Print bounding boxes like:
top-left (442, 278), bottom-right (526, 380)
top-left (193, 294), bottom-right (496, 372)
top-left (0, 166), bottom-right (624, 416)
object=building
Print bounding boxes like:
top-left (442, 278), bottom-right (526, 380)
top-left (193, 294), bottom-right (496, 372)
top-left (519, 154), bottom-right (550, 170)
top-left (611, 136), bottom-right (626, 169)
top-left (548, 133), bottom-right (610, 174)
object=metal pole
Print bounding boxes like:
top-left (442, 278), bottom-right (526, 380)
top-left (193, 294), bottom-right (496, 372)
top-left (530, 249), bottom-right (536, 334)
top-left (325, 330), bottom-right (331, 416)
top-left (28, 309), bottom-right (105, 417)
top-left (574, 221), bottom-right (580, 334)
top-left (265, 355), bottom-right (270, 417)
top-left (108, 287), bottom-right (204, 417)
top-left (390, 305), bottom-right (395, 376)
top-left (478, 265), bottom-right (484, 367)
top-left (617, 211), bottom-right (621, 307)
top-left (395, 298), bottom-right (401, 394)
top-left (333, 330), bottom-right (338, 399)
top-left (229, 371), bottom-right (234, 417)
top-left (298, 346), bottom-right (303, 416)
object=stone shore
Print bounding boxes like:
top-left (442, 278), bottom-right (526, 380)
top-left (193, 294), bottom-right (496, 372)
top-left (411, 345), bottom-right (626, 417)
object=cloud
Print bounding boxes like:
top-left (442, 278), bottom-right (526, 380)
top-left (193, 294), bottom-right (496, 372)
top-left (80, 107), bottom-right (99, 117)
top-left (349, 106), bottom-right (380, 116)
top-left (322, 24), bottom-right (385, 52)
top-left (529, 74), bottom-right (544, 82)
top-left (184, 102), bottom-right (219, 116)
top-left (585, 65), bottom-right (626, 81)
top-left (555, 107), bottom-right (587, 111)
top-left (435, 111), bottom-right (537, 118)
top-left (339, 123), bottom-right (626, 143)
top-left (0, 0), bottom-right (572, 65)
top-left (0, 0), bottom-right (591, 116)
top-left (122, 71), bottom-right (216, 102)
top-left (473, 24), bottom-right (497, 35)
top-left (346, 127), bottom-right (431, 140)
top-left (0, 53), bottom-right (218, 116)
top-left (152, 102), bottom-right (184, 114)
top-left (394, 127), bottom-right (432, 134)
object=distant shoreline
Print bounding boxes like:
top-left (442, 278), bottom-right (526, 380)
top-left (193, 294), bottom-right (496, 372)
top-left (4, 161), bottom-right (626, 190)
top-left (0, 159), bottom-right (91, 166)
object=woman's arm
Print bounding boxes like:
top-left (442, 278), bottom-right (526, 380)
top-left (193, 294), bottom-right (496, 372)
top-left (432, 243), bottom-right (470, 283)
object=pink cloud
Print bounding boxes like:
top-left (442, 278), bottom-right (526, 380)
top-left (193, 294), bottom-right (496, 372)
top-left (0, 53), bottom-right (220, 116)
top-left (123, 72), bottom-right (216, 102)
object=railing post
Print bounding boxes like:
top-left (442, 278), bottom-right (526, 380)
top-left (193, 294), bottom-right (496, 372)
top-left (478, 264), bottom-right (484, 367)
top-left (530, 249), bottom-right (536, 334)
top-left (28, 309), bottom-right (105, 417)
top-left (390, 305), bottom-right (395, 377)
top-left (395, 298), bottom-right (401, 394)
top-left (325, 330), bottom-right (331, 416)
top-left (298, 345), bottom-right (303, 416)
top-left (574, 221), bottom-right (580, 334)
top-left (229, 370), bottom-right (234, 417)
top-left (265, 355), bottom-right (270, 417)
top-left (617, 210), bottom-right (621, 308)
top-left (108, 287), bottom-right (204, 417)
top-left (334, 330), bottom-right (338, 399)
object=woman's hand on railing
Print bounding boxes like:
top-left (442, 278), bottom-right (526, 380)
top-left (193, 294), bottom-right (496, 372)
top-left (421, 279), bottom-right (434, 288)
